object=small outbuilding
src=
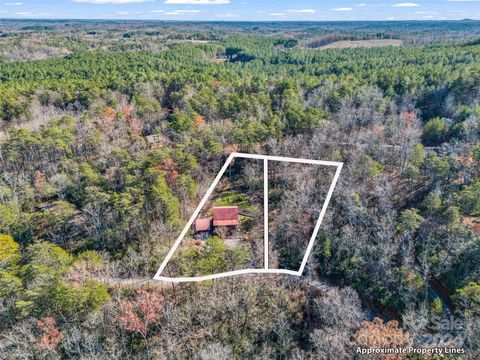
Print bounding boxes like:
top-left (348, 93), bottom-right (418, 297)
top-left (195, 218), bottom-right (211, 233)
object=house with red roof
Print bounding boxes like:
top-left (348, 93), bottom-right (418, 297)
top-left (194, 206), bottom-right (239, 238)
top-left (213, 206), bottom-right (239, 227)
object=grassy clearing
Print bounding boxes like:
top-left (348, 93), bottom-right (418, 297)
top-left (214, 192), bottom-right (257, 213)
top-left (319, 39), bottom-right (403, 50)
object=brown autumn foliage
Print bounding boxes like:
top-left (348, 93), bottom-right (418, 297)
top-left (36, 317), bottom-right (64, 351)
top-left (119, 289), bottom-right (164, 336)
top-left (354, 317), bottom-right (413, 359)
top-left (157, 158), bottom-right (179, 186)
top-left (211, 80), bottom-right (221, 89)
top-left (102, 107), bottom-right (117, 122)
top-left (194, 114), bottom-right (206, 130)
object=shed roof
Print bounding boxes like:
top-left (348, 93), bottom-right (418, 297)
top-left (195, 218), bottom-right (211, 232)
top-left (213, 206), bottom-right (239, 226)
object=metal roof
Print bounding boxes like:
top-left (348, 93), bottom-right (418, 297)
top-left (213, 206), bottom-right (239, 226)
top-left (195, 218), bottom-right (211, 232)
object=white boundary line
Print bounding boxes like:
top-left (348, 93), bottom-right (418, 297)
top-left (155, 268), bottom-right (300, 282)
top-left (298, 163), bottom-right (342, 274)
top-left (153, 153), bottom-right (235, 278)
top-left (264, 158), bottom-right (269, 269)
top-left (153, 153), bottom-right (342, 283)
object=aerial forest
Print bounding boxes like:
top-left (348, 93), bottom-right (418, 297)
top-left (0, 20), bottom-right (480, 359)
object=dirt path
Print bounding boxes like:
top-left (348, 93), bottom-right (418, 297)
top-left (95, 275), bottom-right (334, 292)
top-left (94, 277), bottom-right (175, 289)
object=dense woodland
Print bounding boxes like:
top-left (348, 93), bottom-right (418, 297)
top-left (0, 20), bottom-right (480, 359)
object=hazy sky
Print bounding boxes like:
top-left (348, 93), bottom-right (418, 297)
top-left (1, 0), bottom-right (479, 21)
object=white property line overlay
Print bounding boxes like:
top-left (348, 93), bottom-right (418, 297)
top-left (153, 153), bottom-right (343, 282)
top-left (264, 158), bottom-right (269, 269)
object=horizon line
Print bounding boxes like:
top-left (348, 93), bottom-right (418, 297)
top-left (2, 18), bottom-right (479, 22)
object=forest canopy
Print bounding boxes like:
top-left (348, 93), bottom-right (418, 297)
top-left (0, 20), bottom-right (479, 359)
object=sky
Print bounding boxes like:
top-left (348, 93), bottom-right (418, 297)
top-left (1, 0), bottom-right (479, 21)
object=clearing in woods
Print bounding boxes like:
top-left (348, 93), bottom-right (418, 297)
top-left (319, 39), bottom-right (403, 49)
top-left (153, 153), bottom-right (342, 283)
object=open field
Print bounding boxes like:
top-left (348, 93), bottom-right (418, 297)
top-left (319, 39), bottom-right (403, 49)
